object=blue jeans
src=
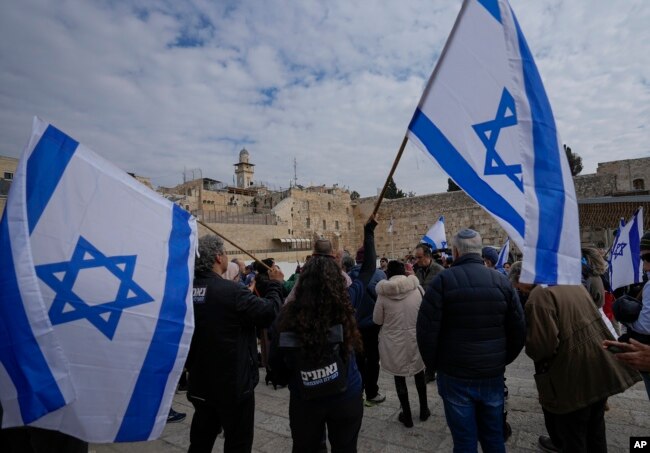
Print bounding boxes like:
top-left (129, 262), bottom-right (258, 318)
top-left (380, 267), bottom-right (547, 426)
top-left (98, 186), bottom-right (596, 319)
top-left (437, 372), bottom-right (505, 453)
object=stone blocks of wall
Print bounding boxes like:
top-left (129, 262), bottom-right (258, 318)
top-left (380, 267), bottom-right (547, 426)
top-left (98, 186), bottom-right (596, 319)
top-left (353, 191), bottom-right (513, 259)
top-left (574, 174), bottom-right (617, 198)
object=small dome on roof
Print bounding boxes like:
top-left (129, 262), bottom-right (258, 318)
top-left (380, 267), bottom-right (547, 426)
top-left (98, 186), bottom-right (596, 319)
top-left (239, 148), bottom-right (250, 163)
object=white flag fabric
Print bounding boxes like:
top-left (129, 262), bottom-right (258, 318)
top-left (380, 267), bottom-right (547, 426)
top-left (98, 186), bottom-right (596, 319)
top-left (0, 118), bottom-right (197, 442)
top-left (406, 0), bottom-right (581, 285)
top-left (496, 238), bottom-right (510, 270)
top-left (609, 208), bottom-right (644, 291)
top-left (422, 216), bottom-right (447, 250)
top-left (387, 217), bottom-right (394, 234)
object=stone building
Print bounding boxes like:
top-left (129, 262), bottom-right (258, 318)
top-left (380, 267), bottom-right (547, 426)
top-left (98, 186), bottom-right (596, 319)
top-left (1, 150), bottom-right (648, 265)
top-left (0, 156), bottom-right (19, 215)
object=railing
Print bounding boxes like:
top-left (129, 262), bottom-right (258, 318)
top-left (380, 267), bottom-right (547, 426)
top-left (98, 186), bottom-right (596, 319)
top-left (226, 245), bottom-right (312, 255)
top-left (194, 210), bottom-right (280, 225)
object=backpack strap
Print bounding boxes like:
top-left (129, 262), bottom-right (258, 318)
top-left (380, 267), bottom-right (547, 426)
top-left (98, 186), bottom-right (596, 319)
top-left (279, 324), bottom-right (343, 348)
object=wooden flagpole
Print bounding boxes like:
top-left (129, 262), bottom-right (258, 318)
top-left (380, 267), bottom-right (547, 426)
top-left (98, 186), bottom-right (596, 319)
top-left (372, 136), bottom-right (409, 217)
top-left (196, 219), bottom-right (272, 271)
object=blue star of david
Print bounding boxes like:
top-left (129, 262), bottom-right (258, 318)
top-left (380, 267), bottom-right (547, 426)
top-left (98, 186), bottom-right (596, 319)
top-left (472, 88), bottom-right (523, 192)
top-left (611, 242), bottom-right (627, 258)
top-left (35, 236), bottom-right (154, 340)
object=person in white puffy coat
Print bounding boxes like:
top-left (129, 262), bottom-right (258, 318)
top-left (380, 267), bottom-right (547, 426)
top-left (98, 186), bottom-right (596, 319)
top-left (373, 260), bottom-right (431, 427)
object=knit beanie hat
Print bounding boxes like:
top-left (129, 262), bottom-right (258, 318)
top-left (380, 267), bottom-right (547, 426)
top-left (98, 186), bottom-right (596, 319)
top-left (482, 247), bottom-right (499, 265)
top-left (641, 231), bottom-right (650, 251)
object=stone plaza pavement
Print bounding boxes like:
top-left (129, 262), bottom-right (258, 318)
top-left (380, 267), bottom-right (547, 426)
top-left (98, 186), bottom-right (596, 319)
top-left (92, 354), bottom-right (649, 453)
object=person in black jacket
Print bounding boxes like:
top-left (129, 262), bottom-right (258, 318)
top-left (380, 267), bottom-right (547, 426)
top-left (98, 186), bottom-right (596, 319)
top-left (416, 228), bottom-right (525, 453)
top-left (269, 215), bottom-right (378, 452)
top-left (186, 235), bottom-right (284, 453)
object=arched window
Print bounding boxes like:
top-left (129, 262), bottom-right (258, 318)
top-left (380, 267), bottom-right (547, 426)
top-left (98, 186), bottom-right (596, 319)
top-left (633, 178), bottom-right (645, 190)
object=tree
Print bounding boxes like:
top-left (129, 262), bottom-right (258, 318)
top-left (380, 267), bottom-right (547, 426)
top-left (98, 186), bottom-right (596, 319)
top-left (384, 177), bottom-right (406, 199)
top-left (350, 190), bottom-right (360, 200)
top-left (447, 178), bottom-right (461, 192)
top-left (564, 144), bottom-right (583, 176)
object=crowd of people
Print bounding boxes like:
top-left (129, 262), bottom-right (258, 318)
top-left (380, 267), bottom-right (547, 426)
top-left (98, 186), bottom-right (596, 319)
top-left (181, 218), bottom-right (650, 453)
top-left (3, 218), bottom-right (649, 453)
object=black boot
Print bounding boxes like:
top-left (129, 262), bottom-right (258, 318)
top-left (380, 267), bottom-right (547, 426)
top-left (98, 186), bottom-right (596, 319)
top-left (398, 408), bottom-right (414, 428)
top-left (414, 370), bottom-right (430, 421)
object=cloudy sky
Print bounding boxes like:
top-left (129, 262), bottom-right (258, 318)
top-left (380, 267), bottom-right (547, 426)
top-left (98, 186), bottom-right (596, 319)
top-left (1, 0), bottom-right (648, 196)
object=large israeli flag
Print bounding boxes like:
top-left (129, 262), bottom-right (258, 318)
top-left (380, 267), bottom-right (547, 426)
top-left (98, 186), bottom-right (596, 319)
top-left (406, 0), bottom-right (581, 284)
top-left (421, 216), bottom-right (447, 250)
top-left (609, 208), bottom-right (643, 291)
top-left (0, 118), bottom-right (197, 442)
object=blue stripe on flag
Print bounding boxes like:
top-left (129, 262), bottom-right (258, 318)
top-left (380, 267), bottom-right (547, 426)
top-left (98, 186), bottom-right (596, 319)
top-left (421, 235), bottom-right (438, 249)
top-left (409, 109), bottom-right (525, 238)
top-left (26, 125), bottom-right (78, 234)
top-left (478, 0), bottom-right (501, 23)
top-left (0, 214), bottom-right (67, 423)
top-left (629, 211), bottom-right (641, 284)
top-left (513, 14), bottom-right (566, 284)
top-left (116, 205), bottom-right (192, 441)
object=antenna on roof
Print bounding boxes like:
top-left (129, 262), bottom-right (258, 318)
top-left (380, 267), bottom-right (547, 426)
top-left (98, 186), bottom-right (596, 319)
top-left (293, 157), bottom-right (298, 187)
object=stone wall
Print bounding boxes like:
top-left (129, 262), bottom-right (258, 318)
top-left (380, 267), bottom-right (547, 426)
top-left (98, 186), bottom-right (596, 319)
top-left (574, 173), bottom-right (617, 198)
top-left (199, 222), bottom-right (313, 264)
top-left (352, 191), bottom-right (515, 259)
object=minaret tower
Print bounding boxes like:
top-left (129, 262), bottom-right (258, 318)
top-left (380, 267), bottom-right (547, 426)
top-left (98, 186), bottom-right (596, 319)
top-left (234, 148), bottom-right (255, 188)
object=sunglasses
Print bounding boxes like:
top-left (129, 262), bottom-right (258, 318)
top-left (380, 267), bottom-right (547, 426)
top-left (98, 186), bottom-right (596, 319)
top-left (641, 253), bottom-right (650, 263)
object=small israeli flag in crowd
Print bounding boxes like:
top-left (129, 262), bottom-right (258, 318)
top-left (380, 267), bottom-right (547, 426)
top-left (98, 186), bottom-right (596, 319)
top-left (406, 0), bottom-right (581, 284)
top-left (496, 238), bottom-right (510, 270)
top-left (422, 216), bottom-right (447, 250)
top-left (609, 208), bottom-right (643, 291)
top-left (0, 118), bottom-right (197, 442)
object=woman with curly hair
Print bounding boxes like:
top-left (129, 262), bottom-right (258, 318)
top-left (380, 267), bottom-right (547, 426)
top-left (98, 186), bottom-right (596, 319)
top-left (269, 216), bottom-right (378, 453)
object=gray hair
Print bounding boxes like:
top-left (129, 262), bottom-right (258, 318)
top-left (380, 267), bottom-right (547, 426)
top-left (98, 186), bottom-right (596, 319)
top-left (342, 255), bottom-right (355, 273)
top-left (452, 229), bottom-right (483, 256)
top-left (509, 261), bottom-right (523, 285)
top-left (196, 235), bottom-right (225, 274)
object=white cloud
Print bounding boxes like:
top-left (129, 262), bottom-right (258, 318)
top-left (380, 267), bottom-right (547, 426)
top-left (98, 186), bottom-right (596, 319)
top-left (0, 0), bottom-right (647, 198)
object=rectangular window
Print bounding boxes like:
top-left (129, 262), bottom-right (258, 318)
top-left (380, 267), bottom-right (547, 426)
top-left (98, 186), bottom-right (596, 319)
top-left (322, 220), bottom-right (326, 230)
top-left (306, 218), bottom-right (311, 228)
top-left (335, 220), bottom-right (339, 230)
top-left (3, 172), bottom-right (13, 180)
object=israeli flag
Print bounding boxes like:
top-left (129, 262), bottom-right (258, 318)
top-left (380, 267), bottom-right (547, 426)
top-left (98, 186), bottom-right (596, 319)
top-left (422, 216), bottom-right (447, 250)
top-left (406, 0), bottom-right (581, 285)
top-left (496, 238), bottom-right (510, 270)
top-left (609, 208), bottom-right (643, 291)
top-left (0, 118), bottom-right (197, 442)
